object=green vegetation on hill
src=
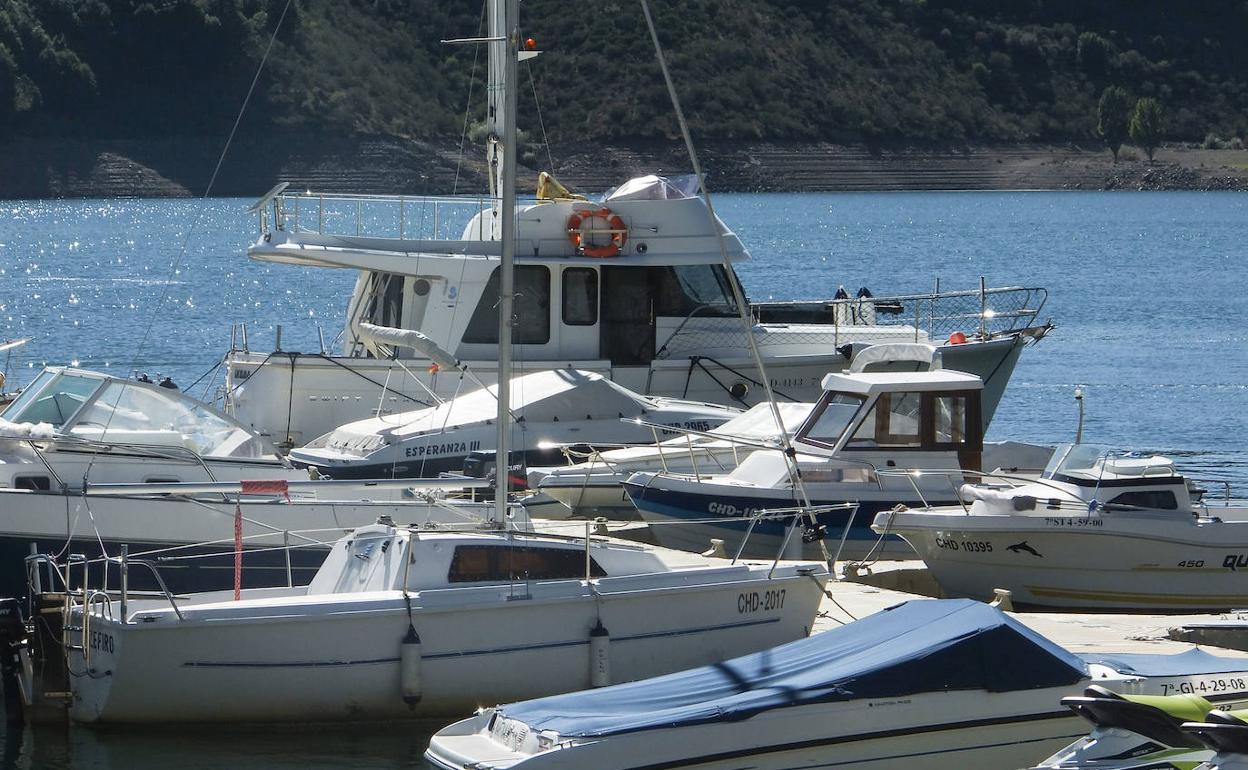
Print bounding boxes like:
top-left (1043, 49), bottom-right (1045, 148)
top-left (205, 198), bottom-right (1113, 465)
top-left (2, 0), bottom-right (1247, 148)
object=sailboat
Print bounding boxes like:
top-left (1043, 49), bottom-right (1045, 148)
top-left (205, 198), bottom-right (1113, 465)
top-left (42, 1), bottom-right (831, 723)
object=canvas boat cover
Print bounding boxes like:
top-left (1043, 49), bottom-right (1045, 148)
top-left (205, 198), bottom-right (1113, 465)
top-left (302, 370), bottom-right (655, 453)
top-left (1085, 648), bottom-right (1248, 677)
top-left (498, 599), bottom-right (1088, 738)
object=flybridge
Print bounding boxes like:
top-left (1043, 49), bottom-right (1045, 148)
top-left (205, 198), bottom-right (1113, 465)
top-left (248, 183), bottom-right (751, 270)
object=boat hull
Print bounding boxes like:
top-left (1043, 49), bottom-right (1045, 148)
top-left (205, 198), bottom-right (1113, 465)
top-left (224, 335), bottom-right (1026, 447)
top-left (67, 565), bottom-right (827, 723)
top-left (624, 479), bottom-right (932, 560)
top-left (427, 687), bottom-right (1088, 770)
top-left (0, 490), bottom-right (500, 597)
top-left (880, 509), bottom-right (1248, 610)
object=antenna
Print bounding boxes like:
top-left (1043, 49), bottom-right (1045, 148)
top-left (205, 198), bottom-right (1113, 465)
top-left (1074, 385), bottom-right (1085, 444)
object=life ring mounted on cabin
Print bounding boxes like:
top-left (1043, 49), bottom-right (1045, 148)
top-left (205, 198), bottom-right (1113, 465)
top-left (566, 207), bottom-right (627, 258)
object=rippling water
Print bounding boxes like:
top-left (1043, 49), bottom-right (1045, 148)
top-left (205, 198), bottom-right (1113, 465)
top-left (0, 191), bottom-right (1245, 764)
top-left (2, 191), bottom-right (1246, 483)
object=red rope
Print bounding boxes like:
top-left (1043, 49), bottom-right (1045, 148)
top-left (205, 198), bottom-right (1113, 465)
top-left (240, 479), bottom-right (290, 498)
top-left (234, 498), bottom-right (243, 601)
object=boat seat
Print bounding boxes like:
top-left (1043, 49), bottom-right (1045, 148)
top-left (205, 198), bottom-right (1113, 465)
top-left (1098, 455), bottom-right (1176, 478)
top-left (1185, 709), bottom-right (1248, 755)
top-left (1060, 685), bottom-right (1213, 748)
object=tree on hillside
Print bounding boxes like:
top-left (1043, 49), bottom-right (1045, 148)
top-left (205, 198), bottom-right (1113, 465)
top-left (1097, 86), bottom-right (1131, 161)
top-left (1129, 97), bottom-right (1165, 161)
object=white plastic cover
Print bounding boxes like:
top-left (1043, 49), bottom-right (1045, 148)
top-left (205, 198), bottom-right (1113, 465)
top-left (605, 174), bottom-right (698, 201)
top-left (356, 323), bottom-right (460, 371)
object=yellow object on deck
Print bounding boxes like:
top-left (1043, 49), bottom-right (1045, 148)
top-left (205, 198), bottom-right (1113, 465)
top-left (536, 171), bottom-right (585, 201)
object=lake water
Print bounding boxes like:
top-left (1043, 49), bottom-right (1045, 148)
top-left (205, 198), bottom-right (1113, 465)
top-left (0, 190), bottom-right (1245, 764)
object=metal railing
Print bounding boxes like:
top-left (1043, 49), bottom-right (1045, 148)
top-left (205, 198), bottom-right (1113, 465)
top-left (752, 283), bottom-right (1049, 339)
top-left (257, 189), bottom-right (510, 243)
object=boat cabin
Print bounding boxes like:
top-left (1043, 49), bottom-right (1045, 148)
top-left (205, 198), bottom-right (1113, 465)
top-left (794, 369), bottom-right (984, 472)
top-left (303, 524), bottom-right (698, 596)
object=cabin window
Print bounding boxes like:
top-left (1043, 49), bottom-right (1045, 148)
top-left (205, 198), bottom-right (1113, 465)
top-left (653, 265), bottom-right (738, 317)
top-left (847, 391), bottom-right (922, 448)
top-left (1107, 490), bottom-right (1178, 510)
top-left (797, 393), bottom-right (865, 448)
top-left (562, 268), bottom-right (598, 326)
top-left (463, 266), bottom-right (551, 344)
top-left (14, 476), bottom-right (51, 492)
top-left (844, 390), bottom-right (982, 451)
top-left (362, 273), bottom-right (405, 328)
top-left (447, 544), bottom-right (606, 583)
top-left (933, 394), bottom-right (969, 444)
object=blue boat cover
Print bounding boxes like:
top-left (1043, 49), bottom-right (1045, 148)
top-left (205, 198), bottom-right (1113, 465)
top-left (1086, 648), bottom-right (1248, 677)
top-left (499, 599), bottom-right (1088, 738)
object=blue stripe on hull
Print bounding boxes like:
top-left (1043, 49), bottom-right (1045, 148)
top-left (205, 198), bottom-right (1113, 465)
top-left (180, 618), bottom-right (781, 669)
top-left (623, 483), bottom-right (947, 559)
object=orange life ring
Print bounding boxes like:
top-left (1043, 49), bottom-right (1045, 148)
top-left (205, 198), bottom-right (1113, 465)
top-left (566, 207), bottom-right (627, 257)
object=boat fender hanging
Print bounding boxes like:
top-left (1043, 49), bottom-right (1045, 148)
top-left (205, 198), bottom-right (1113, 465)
top-left (567, 208), bottom-right (627, 258)
top-left (589, 619), bottom-right (610, 688)
top-left (948, 331), bottom-right (968, 345)
top-left (400, 623), bottom-right (422, 708)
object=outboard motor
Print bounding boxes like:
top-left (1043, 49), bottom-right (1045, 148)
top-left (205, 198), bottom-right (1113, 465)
top-left (462, 451), bottom-right (528, 492)
top-left (0, 597), bottom-right (26, 723)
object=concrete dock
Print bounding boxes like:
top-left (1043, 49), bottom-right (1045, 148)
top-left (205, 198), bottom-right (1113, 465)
top-left (822, 560), bottom-right (1248, 658)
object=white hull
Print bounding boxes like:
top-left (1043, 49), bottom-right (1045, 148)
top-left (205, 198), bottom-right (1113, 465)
top-left (224, 335), bottom-right (1025, 446)
top-left (67, 559), bottom-right (826, 722)
top-left (882, 508), bottom-right (1248, 609)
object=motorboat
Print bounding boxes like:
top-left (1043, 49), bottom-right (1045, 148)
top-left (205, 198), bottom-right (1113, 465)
top-left (625, 367), bottom-right (1053, 560)
top-left (426, 599), bottom-right (1248, 770)
top-left (530, 401), bottom-right (812, 519)
top-left (288, 369), bottom-right (740, 479)
top-left (0, 366), bottom-right (520, 596)
top-left (874, 443), bottom-right (1248, 610)
top-left (54, 521), bottom-right (830, 723)
top-left (1031, 682), bottom-right (1222, 769)
top-left (529, 343), bottom-right (935, 520)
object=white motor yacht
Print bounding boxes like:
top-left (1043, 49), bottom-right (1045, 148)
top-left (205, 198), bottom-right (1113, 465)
top-left (874, 443), bottom-right (1248, 610)
top-left (58, 522), bottom-right (829, 723)
top-left (426, 599), bottom-right (1248, 770)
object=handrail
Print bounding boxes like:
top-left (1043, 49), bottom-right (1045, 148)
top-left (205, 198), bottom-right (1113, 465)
top-left (82, 590), bottom-right (113, 668)
top-left (874, 467), bottom-right (1097, 511)
top-left (261, 190), bottom-right (529, 242)
top-left (116, 557), bottom-right (184, 622)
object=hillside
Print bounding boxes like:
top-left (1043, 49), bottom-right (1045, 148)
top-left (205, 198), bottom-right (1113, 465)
top-left (2, 0), bottom-right (1247, 195)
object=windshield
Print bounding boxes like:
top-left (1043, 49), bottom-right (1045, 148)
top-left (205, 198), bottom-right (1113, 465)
top-left (1, 370), bottom-right (103, 428)
top-left (1043, 443), bottom-right (1108, 479)
top-left (71, 380), bottom-right (272, 458)
top-left (797, 392), bottom-right (865, 447)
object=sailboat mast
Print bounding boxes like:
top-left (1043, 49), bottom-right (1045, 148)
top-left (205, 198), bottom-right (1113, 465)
top-left (493, 0), bottom-right (519, 520)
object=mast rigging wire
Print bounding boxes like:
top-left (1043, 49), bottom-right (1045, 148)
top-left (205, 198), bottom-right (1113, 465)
top-left (637, 0), bottom-right (827, 563)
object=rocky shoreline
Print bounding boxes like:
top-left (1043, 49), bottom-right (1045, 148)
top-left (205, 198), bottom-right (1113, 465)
top-left (1, 133), bottom-right (1246, 198)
